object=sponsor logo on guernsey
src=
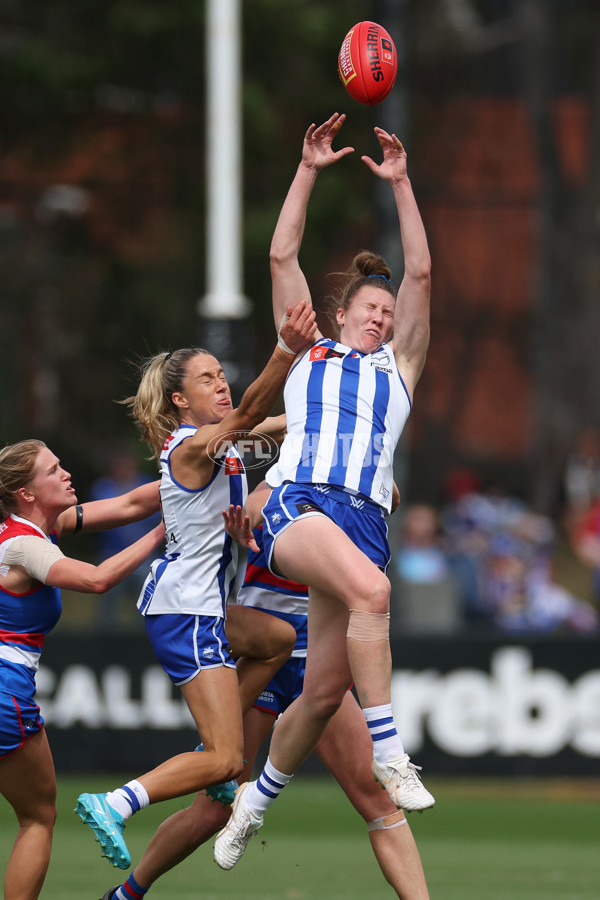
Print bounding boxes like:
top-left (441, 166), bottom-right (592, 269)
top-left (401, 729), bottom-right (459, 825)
top-left (309, 346), bottom-right (346, 362)
top-left (295, 502), bottom-right (320, 515)
top-left (224, 456), bottom-right (244, 476)
top-left (162, 434), bottom-right (176, 452)
top-left (259, 690), bottom-right (275, 703)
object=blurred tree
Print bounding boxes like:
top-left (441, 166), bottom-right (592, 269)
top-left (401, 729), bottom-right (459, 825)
top-left (0, 0), bottom-right (376, 490)
top-left (1, 0), bottom-right (599, 519)
top-left (516, 0), bottom-right (600, 514)
top-left (396, 0), bottom-right (600, 512)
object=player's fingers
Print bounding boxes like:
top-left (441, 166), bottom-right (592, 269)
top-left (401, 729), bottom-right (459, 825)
top-left (333, 146), bottom-right (355, 160)
top-left (360, 155), bottom-right (378, 172)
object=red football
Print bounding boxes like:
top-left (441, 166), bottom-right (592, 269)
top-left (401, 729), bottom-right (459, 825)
top-left (338, 21), bottom-right (397, 106)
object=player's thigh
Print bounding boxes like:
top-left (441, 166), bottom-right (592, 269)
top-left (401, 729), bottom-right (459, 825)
top-left (226, 604), bottom-right (295, 659)
top-left (180, 665), bottom-right (243, 753)
top-left (273, 515), bottom-right (388, 609)
top-left (0, 729), bottom-right (57, 823)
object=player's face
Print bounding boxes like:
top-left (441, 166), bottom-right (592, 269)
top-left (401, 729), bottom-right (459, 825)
top-left (26, 447), bottom-right (77, 512)
top-left (175, 354), bottom-right (233, 425)
top-left (336, 286), bottom-right (394, 354)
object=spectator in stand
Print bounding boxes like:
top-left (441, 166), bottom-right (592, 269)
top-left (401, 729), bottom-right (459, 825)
top-left (441, 470), bottom-right (599, 635)
top-left (568, 498), bottom-right (600, 607)
top-left (564, 428), bottom-right (600, 516)
top-left (395, 504), bottom-right (449, 585)
top-left (483, 511), bottom-right (598, 635)
top-left (563, 428), bottom-right (600, 608)
top-left (441, 467), bottom-right (489, 622)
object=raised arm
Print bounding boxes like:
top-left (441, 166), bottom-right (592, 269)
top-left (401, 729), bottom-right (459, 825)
top-left (173, 303), bottom-right (316, 487)
top-left (270, 113), bottom-right (354, 330)
top-left (362, 128), bottom-right (431, 395)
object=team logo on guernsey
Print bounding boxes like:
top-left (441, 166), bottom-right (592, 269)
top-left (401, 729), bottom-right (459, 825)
top-left (371, 349), bottom-right (393, 373)
top-left (310, 346), bottom-right (346, 362)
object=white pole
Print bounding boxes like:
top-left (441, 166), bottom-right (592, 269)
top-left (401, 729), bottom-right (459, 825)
top-left (199, 0), bottom-right (251, 319)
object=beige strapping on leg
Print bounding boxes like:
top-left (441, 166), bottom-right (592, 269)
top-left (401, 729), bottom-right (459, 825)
top-left (347, 608), bottom-right (390, 641)
top-left (367, 810), bottom-right (408, 832)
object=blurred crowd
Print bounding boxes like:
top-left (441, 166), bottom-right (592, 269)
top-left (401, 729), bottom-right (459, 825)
top-left (88, 439), bottom-right (600, 638)
top-left (394, 445), bottom-right (600, 637)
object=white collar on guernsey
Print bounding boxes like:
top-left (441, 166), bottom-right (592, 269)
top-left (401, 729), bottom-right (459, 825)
top-left (9, 514), bottom-right (51, 541)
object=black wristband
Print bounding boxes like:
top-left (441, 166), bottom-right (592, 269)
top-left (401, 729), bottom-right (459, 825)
top-left (74, 504), bottom-right (83, 533)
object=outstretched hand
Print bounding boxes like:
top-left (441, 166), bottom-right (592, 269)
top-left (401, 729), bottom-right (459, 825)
top-left (361, 127), bottom-right (407, 183)
top-left (222, 504), bottom-right (260, 553)
top-left (278, 300), bottom-right (317, 355)
top-left (301, 112), bottom-right (354, 171)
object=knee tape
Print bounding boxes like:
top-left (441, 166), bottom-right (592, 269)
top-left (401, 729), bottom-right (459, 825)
top-left (367, 811), bottom-right (408, 832)
top-left (347, 609), bottom-right (390, 641)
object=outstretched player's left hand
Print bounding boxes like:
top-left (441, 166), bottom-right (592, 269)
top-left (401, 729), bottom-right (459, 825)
top-left (361, 127), bottom-right (407, 184)
top-left (278, 300), bottom-right (317, 355)
top-left (222, 504), bottom-right (259, 553)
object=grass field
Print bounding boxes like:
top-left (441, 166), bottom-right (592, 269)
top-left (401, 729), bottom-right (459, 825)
top-left (1, 775), bottom-right (599, 899)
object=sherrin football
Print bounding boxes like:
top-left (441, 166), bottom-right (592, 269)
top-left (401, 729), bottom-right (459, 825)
top-left (338, 21), bottom-right (397, 106)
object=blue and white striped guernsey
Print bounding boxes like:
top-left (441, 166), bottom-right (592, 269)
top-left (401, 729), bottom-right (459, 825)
top-left (266, 339), bottom-right (411, 514)
top-left (138, 425), bottom-right (247, 617)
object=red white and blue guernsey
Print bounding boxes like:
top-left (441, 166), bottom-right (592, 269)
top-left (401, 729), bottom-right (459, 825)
top-left (266, 339), bottom-right (411, 513)
top-left (237, 526), bottom-right (308, 657)
top-left (138, 425), bottom-right (247, 617)
top-left (0, 515), bottom-right (62, 754)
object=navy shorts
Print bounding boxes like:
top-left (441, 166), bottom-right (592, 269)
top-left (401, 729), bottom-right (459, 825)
top-left (253, 656), bottom-right (306, 717)
top-left (144, 613), bottom-right (236, 687)
top-left (262, 483), bottom-right (390, 574)
top-left (0, 691), bottom-right (44, 757)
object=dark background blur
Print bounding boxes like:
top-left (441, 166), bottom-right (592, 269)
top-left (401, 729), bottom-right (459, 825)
top-left (2, 0), bottom-right (600, 633)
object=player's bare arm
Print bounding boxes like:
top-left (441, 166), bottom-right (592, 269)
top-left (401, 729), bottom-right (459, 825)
top-left (271, 113), bottom-right (353, 330)
top-left (363, 127), bottom-right (431, 395)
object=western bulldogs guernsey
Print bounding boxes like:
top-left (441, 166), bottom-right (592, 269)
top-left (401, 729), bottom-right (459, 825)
top-left (0, 516), bottom-right (62, 703)
top-left (266, 339), bottom-right (411, 513)
top-left (236, 526), bottom-right (308, 658)
top-left (138, 425), bottom-right (247, 617)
